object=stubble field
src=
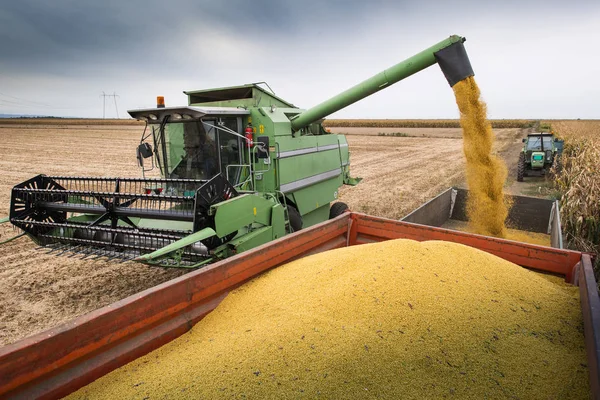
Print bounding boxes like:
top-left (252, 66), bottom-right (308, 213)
top-left (0, 120), bottom-right (525, 345)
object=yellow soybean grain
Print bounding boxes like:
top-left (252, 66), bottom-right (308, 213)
top-left (453, 77), bottom-right (509, 238)
top-left (70, 239), bottom-right (588, 399)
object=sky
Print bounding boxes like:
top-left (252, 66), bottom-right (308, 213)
top-left (0, 0), bottom-right (598, 119)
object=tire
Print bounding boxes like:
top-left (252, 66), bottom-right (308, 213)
top-left (329, 202), bottom-right (349, 219)
top-left (287, 206), bottom-right (303, 233)
top-left (517, 153), bottom-right (525, 182)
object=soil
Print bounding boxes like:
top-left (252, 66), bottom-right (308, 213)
top-left (329, 127), bottom-right (464, 138)
top-left (0, 123), bottom-right (186, 346)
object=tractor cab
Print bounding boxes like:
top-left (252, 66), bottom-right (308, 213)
top-left (525, 134), bottom-right (553, 152)
top-left (129, 106), bottom-right (250, 188)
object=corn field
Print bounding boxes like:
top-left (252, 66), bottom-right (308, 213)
top-left (323, 119), bottom-right (534, 129)
top-left (549, 120), bottom-right (600, 274)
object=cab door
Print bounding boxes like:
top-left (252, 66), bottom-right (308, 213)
top-left (216, 118), bottom-right (242, 185)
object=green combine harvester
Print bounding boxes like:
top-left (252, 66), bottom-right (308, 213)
top-left (517, 132), bottom-right (564, 182)
top-left (6, 35), bottom-right (474, 267)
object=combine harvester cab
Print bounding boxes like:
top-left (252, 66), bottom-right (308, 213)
top-left (6, 35), bottom-right (475, 267)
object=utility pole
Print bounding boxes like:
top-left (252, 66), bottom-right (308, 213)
top-left (112, 91), bottom-right (120, 118)
top-left (100, 91), bottom-right (120, 118)
top-left (100, 91), bottom-right (106, 119)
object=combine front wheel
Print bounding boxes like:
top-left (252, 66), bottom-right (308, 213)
top-left (287, 206), bottom-right (303, 233)
top-left (329, 202), bottom-right (349, 219)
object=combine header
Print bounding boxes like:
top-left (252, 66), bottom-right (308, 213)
top-left (6, 35), bottom-right (475, 267)
top-left (10, 175), bottom-right (216, 265)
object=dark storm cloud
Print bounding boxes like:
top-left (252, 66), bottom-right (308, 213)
top-left (0, 1), bottom-right (177, 74)
top-left (0, 0), bottom-right (598, 118)
top-left (1, 0), bottom-right (590, 76)
top-left (0, 0), bottom-right (396, 76)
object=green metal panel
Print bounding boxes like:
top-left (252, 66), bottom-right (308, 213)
top-left (270, 204), bottom-right (286, 240)
top-left (298, 204), bottom-right (331, 228)
top-left (135, 228), bottom-right (217, 261)
top-left (213, 194), bottom-right (275, 237)
top-left (257, 107), bottom-right (300, 137)
top-left (277, 135), bottom-right (344, 193)
top-left (228, 226), bottom-right (273, 253)
top-left (291, 177), bottom-right (343, 216)
top-left (290, 35), bottom-right (464, 131)
top-left (136, 218), bottom-right (193, 232)
top-left (185, 84), bottom-right (296, 109)
top-left (213, 195), bottom-right (254, 237)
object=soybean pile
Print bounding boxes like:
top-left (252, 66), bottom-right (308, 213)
top-left (453, 77), bottom-right (509, 238)
top-left (71, 239), bottom-right (588, 399)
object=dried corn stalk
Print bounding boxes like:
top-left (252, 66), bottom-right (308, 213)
top-left (550, 121), bottom-right (600, 271)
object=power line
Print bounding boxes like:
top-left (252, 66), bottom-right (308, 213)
top-left (0, 92), bottom-right (88, 110)
top-left (100, 91), bottom-right (120, 118)
top-left (0, 91), bottom-right (56, 107)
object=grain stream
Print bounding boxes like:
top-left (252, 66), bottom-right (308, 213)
top-left (453, 77), bottom-right (509, 237)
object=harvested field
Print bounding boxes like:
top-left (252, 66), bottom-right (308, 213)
top-left (0, 122), bottom-right (186, 345)
top-left (328, 127), bottom-right (463, 138)
top-left (333, 127), bottom-right (523, 219)
top-left (0, 121), bottom-right (525, 345)
top-left (323, 118), bottom-right (534, 129)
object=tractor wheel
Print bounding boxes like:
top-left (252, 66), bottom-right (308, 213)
top-left (329, 202), bottom-right (349, 219)
top-left (517, 153), bottom-right (525, 182)
top-left (287, 206), bottom-right (303, 233)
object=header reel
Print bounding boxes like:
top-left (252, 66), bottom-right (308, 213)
top-left (9, 174), bottom-right (238, 266)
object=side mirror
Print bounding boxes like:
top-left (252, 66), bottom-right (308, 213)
top-left (256, 136), bottom-right (270, 159)
top-left (522, 138), bottom-right (526, 143)
top-left (137, 143), bottom-right (153, 167)
top-left (554, 138), bottom-right (559, 142)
